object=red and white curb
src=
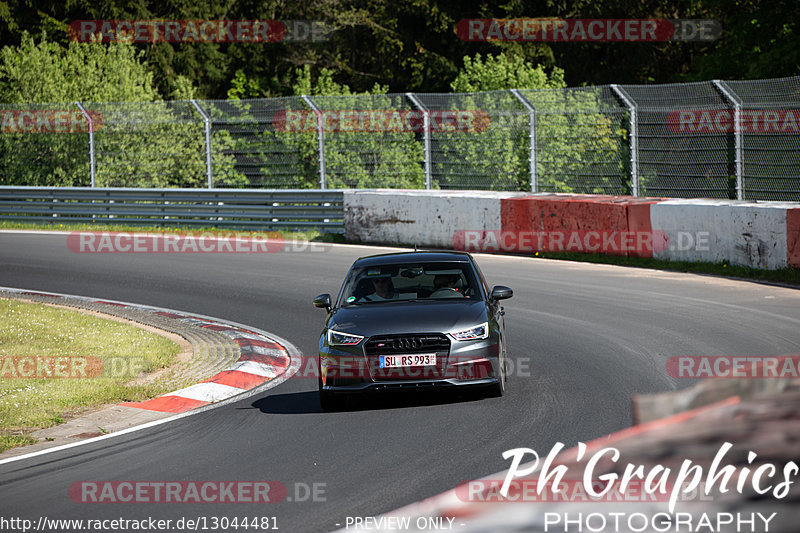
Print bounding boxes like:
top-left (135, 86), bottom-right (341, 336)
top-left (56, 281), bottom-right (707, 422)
top-left (120, 313), bottom-right (290, 413)
top-left (0, 287), bottom-right (294, 415)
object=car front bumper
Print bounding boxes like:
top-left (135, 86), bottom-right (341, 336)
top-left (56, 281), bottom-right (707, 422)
top-left (319, 334), bottom-right (502, 391)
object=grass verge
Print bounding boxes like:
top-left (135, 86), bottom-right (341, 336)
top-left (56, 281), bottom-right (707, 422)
top-left (0, 299), bottom-right (181, 452)
top-left (527, 250), bottom-right (800, 286)
top-left (0, 220), bottom-right (347, 243)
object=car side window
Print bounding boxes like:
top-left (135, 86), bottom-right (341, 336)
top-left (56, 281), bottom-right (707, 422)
top-left (471, 259), bottom-right (490, 299)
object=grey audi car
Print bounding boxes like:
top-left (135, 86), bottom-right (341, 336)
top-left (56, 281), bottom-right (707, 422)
top-left (313, 251), bottom-right (512, 411)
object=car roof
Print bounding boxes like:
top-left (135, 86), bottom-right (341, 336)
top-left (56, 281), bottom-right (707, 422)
top-left (353, 251), bottom-right (473, 267)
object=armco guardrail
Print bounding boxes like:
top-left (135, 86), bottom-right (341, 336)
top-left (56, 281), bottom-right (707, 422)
top-left (0, 187), bottom-right (344, 233)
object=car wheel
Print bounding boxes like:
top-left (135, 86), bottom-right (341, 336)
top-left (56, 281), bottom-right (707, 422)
top-left (487, 348), bottom-right (507, 398)
top-left (319, 376), bottom-right (347, 412)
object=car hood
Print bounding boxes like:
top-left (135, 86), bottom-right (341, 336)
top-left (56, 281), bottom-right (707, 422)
top-left (329, 300), bottom-right (488, 337)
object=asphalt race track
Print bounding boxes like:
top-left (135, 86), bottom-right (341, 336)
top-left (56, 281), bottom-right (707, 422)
top-left (1, 232), bottom-right (800, 532)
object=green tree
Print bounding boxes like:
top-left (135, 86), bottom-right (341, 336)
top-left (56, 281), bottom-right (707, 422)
top-left (239, 65), bottom-right (423, 188)
top-left (0, 33), bottom-right (243, 188)
top-left (0, 0), bottom-right (798, 98)
top-left (450, 53), bottom-right (566, 93)
top-left (443, 51), bottom-right (625, 192)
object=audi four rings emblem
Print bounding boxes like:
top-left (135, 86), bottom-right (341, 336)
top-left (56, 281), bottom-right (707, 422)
top-left (377, 337), bottom-right (421, 349)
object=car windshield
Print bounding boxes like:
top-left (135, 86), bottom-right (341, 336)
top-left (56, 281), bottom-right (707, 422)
top-left (339, 262), bottom-right (482, 305)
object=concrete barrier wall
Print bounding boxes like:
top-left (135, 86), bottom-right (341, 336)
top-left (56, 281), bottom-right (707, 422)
top-left (650, 199), bottom-right (800, 269)
top-left (344, 190), bottom-right (521, 248)
top-left (343, 190), bottom-right (799, 270)
top-left (500, 194), bottom-right (664, 258)
top-left (788, 208), bottom-right (800, 268)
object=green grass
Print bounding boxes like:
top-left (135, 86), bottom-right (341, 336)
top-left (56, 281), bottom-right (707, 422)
top-left (0, 220), bottom-right (346, 242)
top-left (0, 299), bottom-right (181, 452)
top-left (526, 250), bottom-right (800, 286)
top-left (0, 434), bottom-right (37, 450)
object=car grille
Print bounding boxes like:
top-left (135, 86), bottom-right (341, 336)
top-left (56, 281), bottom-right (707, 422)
top-left (364, 334), bottom-right (451, 380)
top-left (364, 334), bottom-right (450, 355)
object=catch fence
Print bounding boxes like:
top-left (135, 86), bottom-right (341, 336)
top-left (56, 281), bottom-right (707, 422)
top-left (1, 76), bottom-right (798, 200)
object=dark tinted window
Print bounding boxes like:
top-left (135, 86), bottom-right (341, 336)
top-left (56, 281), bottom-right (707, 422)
top-left (339, 262), bottom-right (481, 305)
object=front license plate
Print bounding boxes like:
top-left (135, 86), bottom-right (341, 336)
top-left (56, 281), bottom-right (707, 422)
top-left (379, 354), bottom-right (437, 368)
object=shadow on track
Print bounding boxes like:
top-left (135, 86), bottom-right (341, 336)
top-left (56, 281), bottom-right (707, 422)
top-left (251, 389), bottom-right (489, 415)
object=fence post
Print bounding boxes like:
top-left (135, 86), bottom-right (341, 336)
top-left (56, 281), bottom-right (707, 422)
top-left (712, 80), bottom-right (744, 200)
top-left (611, 85), bottom-right (639, 197)
top-left (74, 102), bottom-right (96, 187)
top-left (510, 89), bottom-right (538, 192)
top-left (301, 95), bottom-right (326, 189)
top-left (190, 100), bottom-right (213, 189)
top-left (406, 93), bottom-right (432, 189)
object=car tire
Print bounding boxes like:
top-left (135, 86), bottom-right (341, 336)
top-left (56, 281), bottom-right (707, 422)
top-left (487, 356), bottom-right (506, 398)
top-left (487, 338), bottom-right (509, 398)
top-left (319, 376), bottom-right (347, 412)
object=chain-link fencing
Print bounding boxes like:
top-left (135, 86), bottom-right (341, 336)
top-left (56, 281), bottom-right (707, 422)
top-left (1, 76), bottom-right (798, 200)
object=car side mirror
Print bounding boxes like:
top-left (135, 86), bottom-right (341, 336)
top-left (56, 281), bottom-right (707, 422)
top-left (490, 286), bottom-right (513, 300)
top-left (313, 293), bottom-right (332, 310)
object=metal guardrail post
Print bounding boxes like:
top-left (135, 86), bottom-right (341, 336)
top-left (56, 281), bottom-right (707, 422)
top-left (301, 95), bottom-right (326, 189)
top-left (406, 93), bottom-right (432, 189)
top-left (190, 100), bottom-right (214, 189)
top-left (510, 89), bottom-right (538, 193)
top-left (611, 85), bottom-right (639, 197)
top-left (74, 102), bottom-right (96, 187)
top-left (712, 80), bottom-right (744, 200)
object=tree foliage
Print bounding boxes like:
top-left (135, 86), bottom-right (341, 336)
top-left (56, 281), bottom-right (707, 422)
top-left (0, 33), bottom-right (160, 103)
top-left (0, 33), bottom-right (242, 187)
top-left (242, 65), bottom-right (424, 189)
top-left (439, 52), bottom-right (624, 192)
top-left (0, 1), bottom-right (794, 191)
top-left (2, 0), bottom-right (791, 100)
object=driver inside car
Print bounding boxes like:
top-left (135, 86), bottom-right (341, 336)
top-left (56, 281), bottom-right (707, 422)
top-left (359, 276), bottom-right (399, 301)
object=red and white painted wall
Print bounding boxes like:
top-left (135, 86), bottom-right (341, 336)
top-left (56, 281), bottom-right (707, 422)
top-left (344, 191), bottom-right (800, 270)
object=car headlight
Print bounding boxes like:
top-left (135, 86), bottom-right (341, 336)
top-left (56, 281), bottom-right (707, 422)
top-left (449, 322), bottom-right (489, 341)
top-left (328, 329), bottom-right (364, 346)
